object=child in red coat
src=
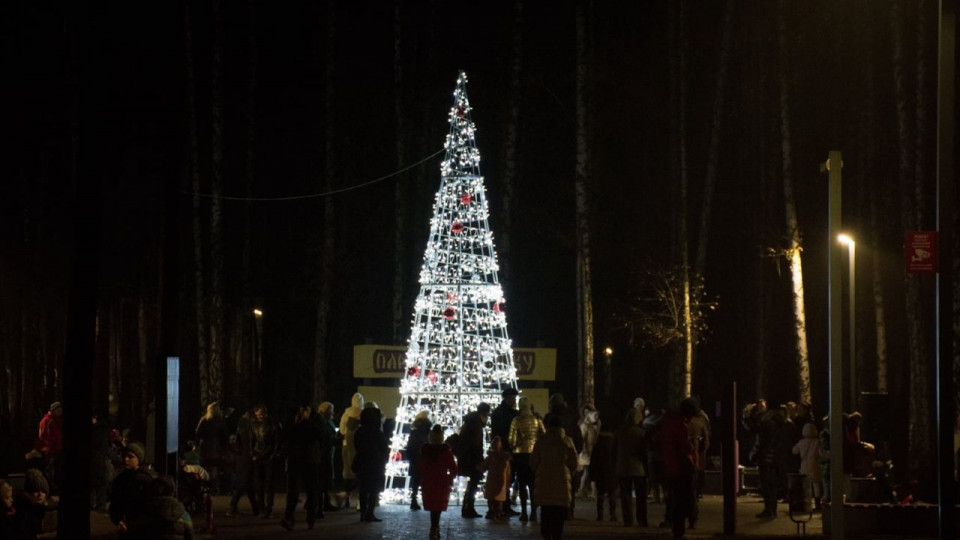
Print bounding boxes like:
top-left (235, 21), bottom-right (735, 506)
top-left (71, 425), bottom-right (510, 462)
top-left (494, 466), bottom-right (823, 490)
top-left (419, 425), bottom-right (459, 540)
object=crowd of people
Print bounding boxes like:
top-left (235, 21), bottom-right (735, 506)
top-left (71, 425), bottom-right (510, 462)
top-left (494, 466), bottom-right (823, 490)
top-left (3, 390), bottom-right (870, 540)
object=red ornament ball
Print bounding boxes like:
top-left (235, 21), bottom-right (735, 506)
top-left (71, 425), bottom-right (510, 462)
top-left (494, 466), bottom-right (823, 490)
top-left (456, 105), bottom-right (466, 118)
top-left (407, 366), bottom-right (421, 377)
top-left (451, 222), bottom-right (465, 234)
top-left (392, 451), bottom-right (402, 461)
top-left (426, 370), bottom-right (438, 383)
top-left (493, 301), bottom-right (505, 314)
top-left (443, 307), bottom-right (456, 320)
top-left (460, 193), bottom-right (473, 205)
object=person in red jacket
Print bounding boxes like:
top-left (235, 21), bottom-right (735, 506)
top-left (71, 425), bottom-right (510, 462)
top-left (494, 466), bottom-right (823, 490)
top-left (35, 402), bottom-right (63, 492)
top-left (419, 425), bottom-right (458, 540)
top-left (661, 398), bottom-right (700, 540)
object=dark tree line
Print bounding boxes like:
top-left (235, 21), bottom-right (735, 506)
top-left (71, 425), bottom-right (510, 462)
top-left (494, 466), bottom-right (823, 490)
top-left (1, 2), bottom-right (956, 514)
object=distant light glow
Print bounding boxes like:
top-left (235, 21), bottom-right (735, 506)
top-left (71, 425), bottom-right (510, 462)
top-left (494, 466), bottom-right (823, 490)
top-left (252, 309), bottom-right (263, 317)
top-left (837, 234), bottom-right (855, 246)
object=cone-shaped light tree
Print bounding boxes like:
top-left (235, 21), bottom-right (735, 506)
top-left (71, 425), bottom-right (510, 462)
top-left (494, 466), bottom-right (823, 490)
top-left (385, 71), bottom-right (518, 494)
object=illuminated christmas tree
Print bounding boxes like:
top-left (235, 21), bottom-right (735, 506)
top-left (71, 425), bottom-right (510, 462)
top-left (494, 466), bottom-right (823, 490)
top-left (385, 71), bottom-right (518, 496)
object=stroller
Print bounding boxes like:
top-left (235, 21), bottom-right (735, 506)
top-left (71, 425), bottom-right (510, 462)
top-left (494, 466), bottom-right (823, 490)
top-left (179, 463), bottom-right (215, 534)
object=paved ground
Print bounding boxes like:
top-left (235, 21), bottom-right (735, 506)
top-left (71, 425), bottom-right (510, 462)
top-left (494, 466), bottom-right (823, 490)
top-left (75, 494), bottom-right (827, 539)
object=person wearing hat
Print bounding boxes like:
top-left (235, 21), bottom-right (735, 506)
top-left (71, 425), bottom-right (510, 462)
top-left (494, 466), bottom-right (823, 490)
top-left (458, 402), bottom-right (491, 518)
top-left (509, 396), bottom-right (546, 522)
top-left (661, 398), bottom-right (701, 539)
top-left (491, 387), bottom-right (520, 515)
top-left (316, 402), bottom-right (339, 515)
top-left (543, 393), bottom-right (584, 519)
top-left (109, 441), bottom-right (157, 534)
top-left (406, 410), bottom-right (433, 511)
top-left (34, 402), bottom-right (63, 493)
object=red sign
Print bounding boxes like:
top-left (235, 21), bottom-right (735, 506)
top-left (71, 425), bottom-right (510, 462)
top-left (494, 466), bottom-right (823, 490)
top-left (905, 231), bottom-right (937, 274)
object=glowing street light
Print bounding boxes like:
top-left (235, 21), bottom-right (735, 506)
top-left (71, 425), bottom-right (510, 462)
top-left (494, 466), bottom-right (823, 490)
top-left (838, 234), bottom-right (856, 409)
top-left (253, 308), bottom-right (263, 317)
top-left (603, 347), bottom-right (613, 399)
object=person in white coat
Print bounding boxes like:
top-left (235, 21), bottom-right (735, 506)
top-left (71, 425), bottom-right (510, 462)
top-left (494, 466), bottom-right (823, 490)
top-left (339, 392), bottom-right (365, 508)
top-left (791, 422), bottom-right (823, 510)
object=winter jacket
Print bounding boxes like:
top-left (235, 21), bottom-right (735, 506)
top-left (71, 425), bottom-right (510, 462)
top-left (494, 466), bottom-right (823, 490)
top-left (405, 418), bottom-right (432, 477)
top-left (10, 492), bottom-right (46, 540)
top-left (195, 416), bottom-right (228, 467)
top-left (478, 450), bottom-right (512, 501)
top-left (35, 412), bottom-right (62, 456)
top-left (661, 409), bottom-right (696, 478)
top-left (544, 407), bottom-right (584, 454)
top-left (249, 415), bottom-right (281, 462)
top-left (509, 407), bottom-right (545, 454)
top-left (109, 466), bottom-right (157, 527)
top-left (792, 423), bottom-right (822, 481)
top-left (339, 393), bottom-right (364, 480)
top-left (614, 409), bottom-right (647, 477)
top-left (589, 432), bottom-right (617, 491)
top-left (530, 427), bottom-right (578, 508)
top-left (135, 495), bottom-right (195, 540)
top-left (352, 408), bottom-right (388, 493)
top-left (688, 410), bottom-right (711, 470)
top-left (579, 416), bottom-right (600, 468)
top-left (318, 417), bottom-right (338, 490)
top-left (457, 411), bottom-right (486, 477)
top-left (418, 443), bottom-right (458, 511)
top-left (285, 414), bottom-right (323, 466)
top-left (490, 402), bottom-right (519, 452)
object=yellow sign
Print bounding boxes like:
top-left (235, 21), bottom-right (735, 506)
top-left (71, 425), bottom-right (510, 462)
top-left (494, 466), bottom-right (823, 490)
top-left (353, 345), bottom-right (556, 381)
top-left (358, 385), bottom-right (551, 421)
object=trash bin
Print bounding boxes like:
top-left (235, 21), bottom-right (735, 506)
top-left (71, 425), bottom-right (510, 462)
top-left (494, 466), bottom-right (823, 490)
top-left (787, 473), bottom-right (812, 514)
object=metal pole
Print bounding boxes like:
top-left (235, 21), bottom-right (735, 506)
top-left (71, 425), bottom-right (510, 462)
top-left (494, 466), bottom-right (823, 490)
top-left (936, 2), bottom-right (957, 538)
top-left (848, 241), bottom-right (856, 410)
top-left (722, 381), bottom-right (737, 536)
top-left (823, 151), bottom-right (845, 540)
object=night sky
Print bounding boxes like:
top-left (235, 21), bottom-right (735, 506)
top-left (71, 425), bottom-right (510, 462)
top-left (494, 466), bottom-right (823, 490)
top-left (1, 0), bottom-right (950, 483)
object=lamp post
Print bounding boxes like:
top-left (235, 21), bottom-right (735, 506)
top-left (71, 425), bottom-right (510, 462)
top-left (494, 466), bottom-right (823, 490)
top-left (838, 235), bottom-right (856, 410)
top-left (603, 347), bottom-right (613, 400)
top-left (253, 309), bottom-right (263, 372)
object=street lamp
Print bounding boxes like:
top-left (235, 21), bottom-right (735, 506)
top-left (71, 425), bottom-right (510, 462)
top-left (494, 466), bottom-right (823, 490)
top-left (252, 308), bottom-right (264, 372)
top-left (838, 234), bottom-right (856, 410)
top-left (603, 347), bottom-right (613, 399)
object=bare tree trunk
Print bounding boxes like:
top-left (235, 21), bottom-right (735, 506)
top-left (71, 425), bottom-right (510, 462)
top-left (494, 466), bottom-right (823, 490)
top-left (694, 0), bottom-right (733, 275)
top-left (391, 0), bottom-right (407, 345)
top-left (575, 0), bottom-right (595, 407)
top-left (499, 0), bottom-right (523, 280)
top-left (186, 2), bottom-right (210, 408)
top-left (677, 0), bottom-right (693, 400)
top-left (137, 293), bottom-right (148, 423)
top-left (236, 0), bottom-right (258, 403)
top-left (907, 0), bottom-right (933, 483)
top-left (777, 0), bottom-right (811, 404)
top-left (313, 0), bottom-right (337, 404)
top-left (209, 0), bottom-right (226, 405)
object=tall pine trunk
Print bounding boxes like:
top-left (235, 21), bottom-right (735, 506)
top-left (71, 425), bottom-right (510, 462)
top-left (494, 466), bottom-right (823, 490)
top-left (499, 0), bottom-right (523, 280)
top-left (185, 2), bottom-right (210, 408)
top-left (391, 0), bottom-right (407, 344)
top-left (777, 0), bottom-right (811, 404)
top-left (313, 0), bottom-right (337, 404)
top-left (208, 0), bottom-right (226, 405)
top-left (574, 0), bottom-right (595, 407)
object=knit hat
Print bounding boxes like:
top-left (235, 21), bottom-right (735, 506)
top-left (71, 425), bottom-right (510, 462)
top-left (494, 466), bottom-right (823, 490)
top-left (501, 387), bottom-right (519, 398)
top-left (24, 469), bottom-right (49, 494)
top-left (49, 402), bottom-right (62, 412)
top-left (518, 396), bottom-right (532, 413)
top-left (429, 425), bottom-right (445, 444)
top-left (124, 442), bottom-right (146, 463)
top-left (317, 402), bottom-right (334, 416)
top-left (477, 402), bottom-right (491, 414)
top-left (415, 410), bottom-right (431, 421)
top-left (633, 397), bottom-right (646, 413)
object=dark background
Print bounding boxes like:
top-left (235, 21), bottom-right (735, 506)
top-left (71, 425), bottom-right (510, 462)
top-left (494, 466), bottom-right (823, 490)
top-left (1, 0), bottom-right (951, 491)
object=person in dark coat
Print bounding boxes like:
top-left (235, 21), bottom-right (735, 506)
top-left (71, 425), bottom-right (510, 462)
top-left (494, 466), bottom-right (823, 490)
top-left (195, 402), bottom-right (229, 494)
top-left (90, 409), bottom-right (113, 511)
top-left (353, 406), bottom-right (388, 523)
top-left (109, 442), bottom-right (157, 535)
top-left (590, 431), bottom-right (617, 521)
top-left (281, 406), bottom-right (321, 531)
top-left (136, 475), bottom-right (195, 539)
top-left (316, 402), bottom-right (338, 515)
top-left (5, 470), bottom-right (50, 540)
top-left (419, 425), bottom-right (458, 540)
top-left (227, 411), bottom-right (260, 517)
top-left (1, 479), bottom-right (16, 539)
top-left (405, 410), bottom-right (432, 511)
top-left (615, 407), bottom-right (648, 527)
top-left (249, 404), bottom-right (281, 519)
top-left (543, 394), bottom-right (584, 518)
top-left (490, 388), bottom-right (520, 513)
top-left (458, 403), bottom-right (490, 519)
top-left (661, 398), bottom-right (700, 540)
